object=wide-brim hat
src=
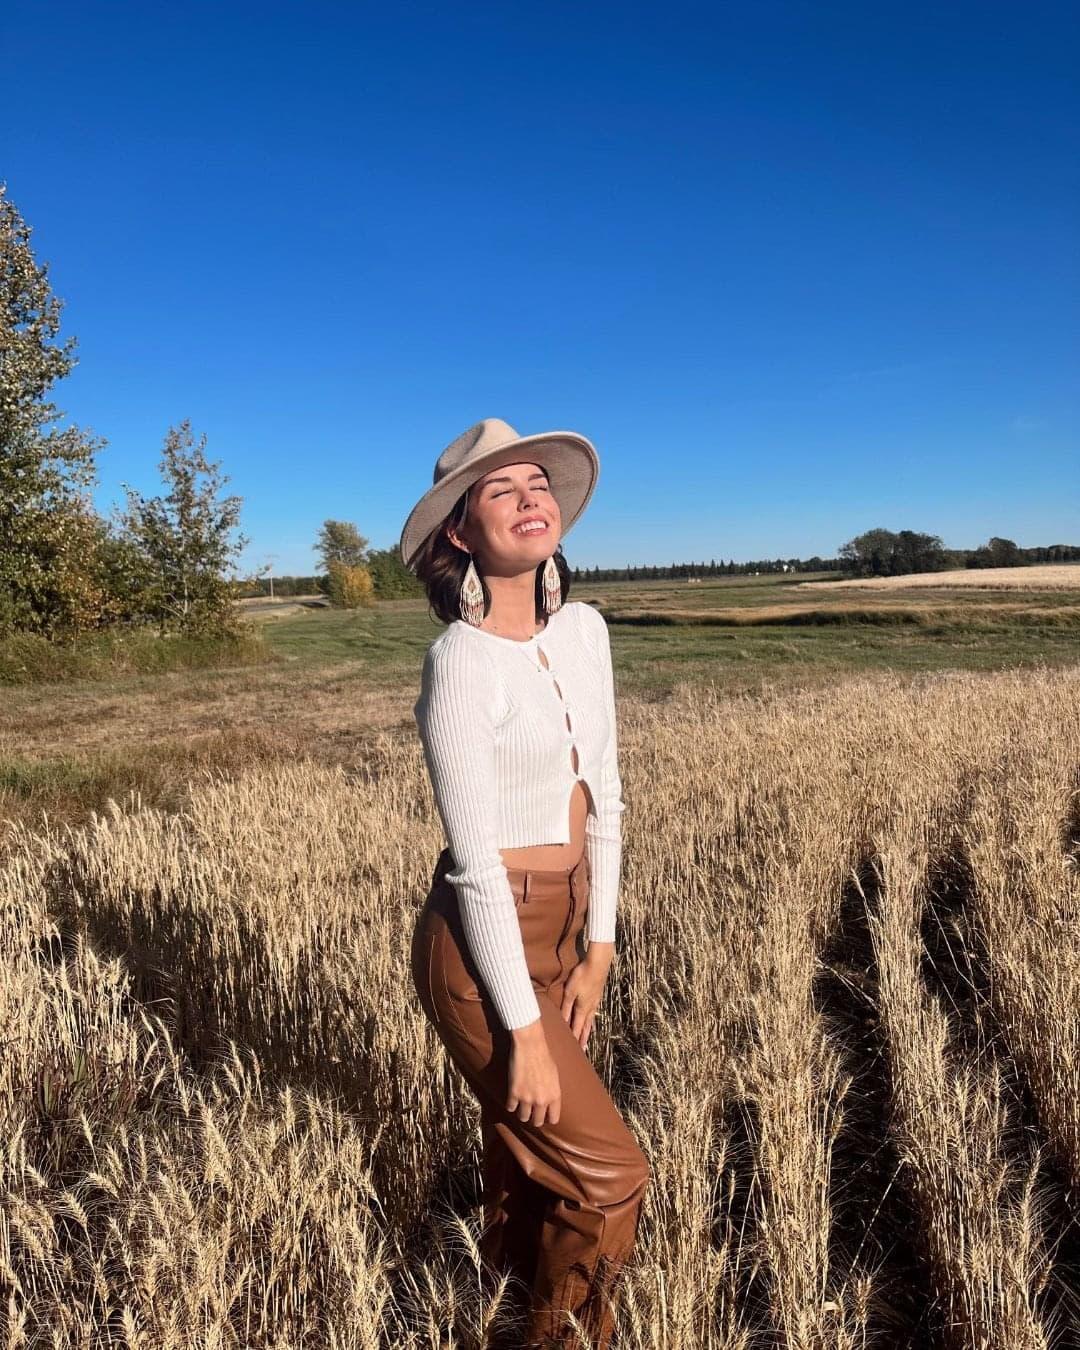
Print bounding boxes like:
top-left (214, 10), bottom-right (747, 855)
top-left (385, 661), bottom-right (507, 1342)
top-left (398, 417), bottom-right (599, 571)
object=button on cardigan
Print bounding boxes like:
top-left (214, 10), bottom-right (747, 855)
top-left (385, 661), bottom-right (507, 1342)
top-left (413, 599), bottom-right (625, 1029)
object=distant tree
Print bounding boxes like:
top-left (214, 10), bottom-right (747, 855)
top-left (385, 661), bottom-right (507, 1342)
top-left (326, 560), bottom-right (374, 608)
top-left (116, 419), bottom-right (248, 635)
top-left (245, 574), bottom-right (326, 598)
top-left (839, 528), bottom-right (894, 576)
top-left (893, 529), bottom-right (948, 574)
top-left (315, 519), bottom-right (368, 572)
top-left (839, 528), bottom-right (948, 577)
top-left (986, 536), bottom-right (1022, 568)
top-left (364, 545), bottom-right (422, 599)
top-left (0, 181), bottom-right (109, 637)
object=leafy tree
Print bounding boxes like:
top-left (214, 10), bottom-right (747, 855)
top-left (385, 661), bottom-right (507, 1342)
top-left (326, 560), bottom-right (374, 608)
top-left (986, 536), bottom-right (1021, 568)
top-left (364, 544), bottom-right (422, 599)
top-left (115, 419), bottom-right (248, 635)
top-left (315, 519), bottom-right (368, 572)
top-left (839, 527), bottom-right (948, 577)
top-left (839, 527), bottom-right (895, 576)
top-left (893, 529), bottom-right (948, 574)
top-left (0, 181), bottom-right (109, 637)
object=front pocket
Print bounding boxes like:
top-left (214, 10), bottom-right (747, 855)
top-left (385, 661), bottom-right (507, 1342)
top-left (509, 872), bottom-right (529, 909)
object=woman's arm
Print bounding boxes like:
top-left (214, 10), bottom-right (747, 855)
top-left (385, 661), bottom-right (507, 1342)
top-left (414, 636), bottom-right (542, 1030)
top-left (581, 606), bottom-right (626, 945)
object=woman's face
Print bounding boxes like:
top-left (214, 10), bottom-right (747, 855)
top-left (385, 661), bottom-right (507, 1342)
top-left (446, 461), bottom-right (562, 573)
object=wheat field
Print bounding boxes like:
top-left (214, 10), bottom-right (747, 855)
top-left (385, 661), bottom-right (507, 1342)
top-left (797, 564), bottom-right (1080, 592)
top-left (3, 661), bottom-right (1080, 1348)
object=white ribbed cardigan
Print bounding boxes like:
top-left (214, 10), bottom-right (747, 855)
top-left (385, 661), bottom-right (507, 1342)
top-left (413, 600), bottom-right (625, 1029)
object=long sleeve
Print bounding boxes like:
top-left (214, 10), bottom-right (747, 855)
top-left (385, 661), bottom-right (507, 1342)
top-left (582, 607), bottom-right (625, 942)
top-left (414, 636), bottom-right (542, 1029)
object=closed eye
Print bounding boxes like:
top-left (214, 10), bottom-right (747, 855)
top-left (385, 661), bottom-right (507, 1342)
top-left (494, 484), bottom-right (551, 498)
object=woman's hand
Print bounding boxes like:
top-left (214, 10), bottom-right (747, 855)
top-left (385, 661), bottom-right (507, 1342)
top-left (561, 943), bottom-right (614, 1050)
top-left (507, 1020), bottom-right (561, 1126)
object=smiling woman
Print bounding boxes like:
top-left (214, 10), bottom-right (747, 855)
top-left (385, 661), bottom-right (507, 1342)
top-left (399, 417), bottom-right (649, 1349)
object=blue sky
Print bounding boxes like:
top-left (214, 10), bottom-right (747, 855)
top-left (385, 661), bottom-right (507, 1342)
top-left (4, 0), bottom-right (1077, 575)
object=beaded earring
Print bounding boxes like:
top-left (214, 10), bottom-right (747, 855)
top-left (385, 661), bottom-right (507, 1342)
top-left (459, 553), bottom-right (486, 626)
top-left (542, 553), bottom-right (563, 614)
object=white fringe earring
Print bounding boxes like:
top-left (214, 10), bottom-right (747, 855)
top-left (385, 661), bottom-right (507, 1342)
top-left (459, 553), bottom-right (486, 626)
top-left (542, 553), bottom-right (563, 614)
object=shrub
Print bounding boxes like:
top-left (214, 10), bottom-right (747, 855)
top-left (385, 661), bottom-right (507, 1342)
top-left (326, 561), bottom-right (374, 609)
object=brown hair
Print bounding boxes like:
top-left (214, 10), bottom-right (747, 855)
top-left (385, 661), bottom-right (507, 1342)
top-left (412, 472), bottom-right (572, 627)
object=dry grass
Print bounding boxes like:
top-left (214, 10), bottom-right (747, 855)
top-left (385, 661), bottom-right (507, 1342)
top-left (797, 564), bottom-right (1080, 591)
top-left (2, 663), bottom-right (1080, 1346)
top-left (0, 663), bottom-right (409, 761)
top-left (0, 666), bottom-right (412, 846)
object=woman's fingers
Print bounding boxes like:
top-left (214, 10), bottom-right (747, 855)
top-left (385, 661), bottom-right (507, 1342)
top-left (573, 1006), bottom-right (594, 1048)
top-left (560, 979), bottom-right (599, 1047)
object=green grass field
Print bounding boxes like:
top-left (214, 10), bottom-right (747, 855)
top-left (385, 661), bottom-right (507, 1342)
top-left (255, 571), bottom-right (1080, 696)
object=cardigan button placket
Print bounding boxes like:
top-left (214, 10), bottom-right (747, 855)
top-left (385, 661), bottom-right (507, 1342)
top-left (533, 642), bottom-right (582, 780)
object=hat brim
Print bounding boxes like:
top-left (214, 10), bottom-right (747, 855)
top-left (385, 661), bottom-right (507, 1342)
top-left (399, 430), bottom-right (599, 571)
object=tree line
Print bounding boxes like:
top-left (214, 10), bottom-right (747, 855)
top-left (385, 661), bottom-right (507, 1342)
top-left (248, 531), bottom-right (1079, 596)
top-left (234, 522), bottom-right (420, 606)
top-left (835, 529), bottom-right (1078, 579)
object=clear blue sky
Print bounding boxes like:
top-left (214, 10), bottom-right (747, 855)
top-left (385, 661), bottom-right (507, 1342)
top-left (5, 0), bottom-right (1077, 575)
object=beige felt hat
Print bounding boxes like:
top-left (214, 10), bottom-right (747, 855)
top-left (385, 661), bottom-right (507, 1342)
top-left (398, 417), bottom-right (599, 571)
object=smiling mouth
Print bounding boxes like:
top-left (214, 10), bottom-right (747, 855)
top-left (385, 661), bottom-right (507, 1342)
top-left (511, 521), bottom-right (550, 536)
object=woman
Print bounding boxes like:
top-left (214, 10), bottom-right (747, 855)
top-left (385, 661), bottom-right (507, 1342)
top-left (399, 418), bottom-right (650, 1349)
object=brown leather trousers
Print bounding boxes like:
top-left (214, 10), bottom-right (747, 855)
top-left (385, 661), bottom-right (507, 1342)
top-left (411, 846), bottom-right (650, 1349)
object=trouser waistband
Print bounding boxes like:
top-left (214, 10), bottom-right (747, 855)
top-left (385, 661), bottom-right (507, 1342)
top-left (433, 846), bottom-right (588, 902)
